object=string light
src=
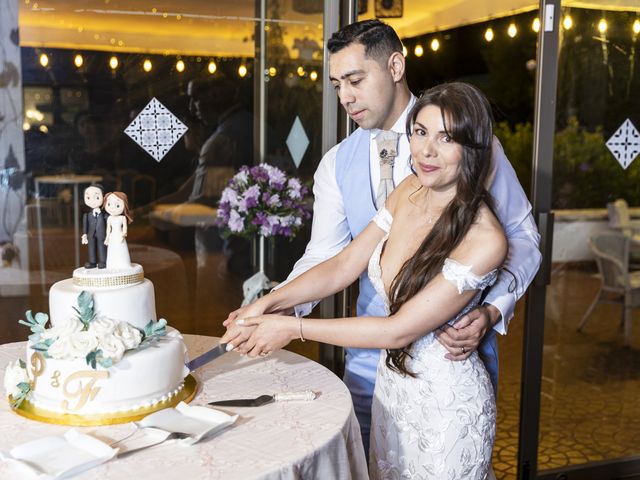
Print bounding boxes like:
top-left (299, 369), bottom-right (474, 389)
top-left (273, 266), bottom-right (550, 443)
top-left (143, 59), bottom-right (152, 72)
top-left (109, 56), bottom-right (119, 70)
top-left (39, 125), bottom-right (48, 133)
top-left (297, 66), bottom-right (305, 77)
top-left (598, 18), bottom-right (607, 34)
top-left (310, 71), bottom-right (318, 81)
top-left (634, 19), bottom-right (640, 34)
top-left (507, 23), bottom-right (517, 38)
top-left (402, 46), bottom-right (407, 57)
top-left (23, 122), bottom-right (31, 131)
top-left (39, 53), bottom-right (49, 67)
top-left (532, 18), bottom-right (540, 33)
top-left (414, 44), bottom-right (424, 57)
top-left (484, 27), bottom-right (494, 42)
top-left (238, 64), bottom-right (248, 77)
top-left (430, 39), bottom-right (440, 52)
top-left (176, 60), bottom-right (185, 72)
top-left (74, 54), bottom-right (83, 68)
top-left (563, 15), bottom-right (573, 30)
top-left (268, 66), bottom-right (277, 77)
top-left (208, 60), bottom-right (217, 74)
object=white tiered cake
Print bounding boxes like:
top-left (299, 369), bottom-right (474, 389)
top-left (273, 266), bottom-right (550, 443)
top-left (4, 263), bottom-right (194, 425)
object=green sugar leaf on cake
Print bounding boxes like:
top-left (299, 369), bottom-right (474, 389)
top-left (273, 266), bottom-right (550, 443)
top-left (143, 318), bottom-right (167, 339)
top-left (73, 291), bottom-right (96, 329)
top-left (18, 310), bottom-right (50, 336)
top-left (31, 338), bottom-right (54, 355)
top-left (86, 349), bottom-right (114, 370)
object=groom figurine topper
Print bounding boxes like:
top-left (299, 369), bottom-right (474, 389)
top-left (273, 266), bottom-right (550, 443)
top-left (81, 184), bottom-right (107, 269)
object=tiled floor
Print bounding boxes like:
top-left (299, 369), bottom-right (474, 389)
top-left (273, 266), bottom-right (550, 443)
top-left (2, 226), bottom-right (639, 479)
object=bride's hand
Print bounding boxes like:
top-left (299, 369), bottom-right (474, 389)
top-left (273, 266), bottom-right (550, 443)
top-left (232, 315), bottom-right (298, 357)
top-left (223, 302), bottom-right (267, 328)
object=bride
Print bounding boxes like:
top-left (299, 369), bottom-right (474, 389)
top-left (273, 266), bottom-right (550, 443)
top-left (222, 82), bottom-right (507, 479)
top-left (103, 191), bottom-right (133, 269)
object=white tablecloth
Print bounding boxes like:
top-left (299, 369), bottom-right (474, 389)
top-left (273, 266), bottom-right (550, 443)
top-left (0, 335), bottom-right (368, 479)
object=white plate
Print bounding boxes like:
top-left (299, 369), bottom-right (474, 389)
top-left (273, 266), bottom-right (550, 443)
top-left (0, 429), bottom-right (118, 479)
top-left (136, 401), bottom-right (238, 445)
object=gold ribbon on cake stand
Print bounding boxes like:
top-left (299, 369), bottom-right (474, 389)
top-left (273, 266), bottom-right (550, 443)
top-left (9, 374), bottom-right (198, 426)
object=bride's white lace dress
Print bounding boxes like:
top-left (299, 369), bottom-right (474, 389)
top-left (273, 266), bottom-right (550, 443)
top-left (369, 207), bottom-right (497, 480)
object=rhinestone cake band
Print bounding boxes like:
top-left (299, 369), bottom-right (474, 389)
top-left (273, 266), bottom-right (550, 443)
top-left (73, 272), bottom-right (145, 287)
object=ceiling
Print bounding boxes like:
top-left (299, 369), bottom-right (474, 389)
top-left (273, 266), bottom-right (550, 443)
top-left (18, 0), bottom-right (640, 57)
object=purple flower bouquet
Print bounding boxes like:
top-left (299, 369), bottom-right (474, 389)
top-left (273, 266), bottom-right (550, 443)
top-left (217, 164), bottom-right (312, 240)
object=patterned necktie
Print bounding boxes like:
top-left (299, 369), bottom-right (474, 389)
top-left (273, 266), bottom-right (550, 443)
top-left (375, 130), bottom-right (400, 209)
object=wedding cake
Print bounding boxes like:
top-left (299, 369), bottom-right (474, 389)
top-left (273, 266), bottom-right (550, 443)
top-left (4, 262), bottom-right (193, 425)
top-left (3, 188), bottom-right (198, 427)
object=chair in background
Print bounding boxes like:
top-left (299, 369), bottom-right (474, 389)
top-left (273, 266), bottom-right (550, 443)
top-left (578, 231), bottom-right (640, 345)
top-left (607, 199), bottom-right (640, 237)
top-left (607, 198), bottom-right (640, 266)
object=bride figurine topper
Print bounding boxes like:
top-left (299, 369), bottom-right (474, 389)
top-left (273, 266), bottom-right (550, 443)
top-left (103, 191), bottom-right (133, 270)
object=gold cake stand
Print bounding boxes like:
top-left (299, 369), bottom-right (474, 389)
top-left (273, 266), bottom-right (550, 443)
top-left (10, 374), bottom-right (198, 426)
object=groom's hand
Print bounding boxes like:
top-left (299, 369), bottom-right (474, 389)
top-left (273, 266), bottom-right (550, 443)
top-left (435, 304), bottom-right (501, 361)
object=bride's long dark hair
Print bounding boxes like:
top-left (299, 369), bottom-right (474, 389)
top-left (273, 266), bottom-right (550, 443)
top-left (385, 82), bottom-right (496, 377)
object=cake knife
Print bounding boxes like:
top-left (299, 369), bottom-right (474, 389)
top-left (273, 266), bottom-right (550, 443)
top-left (208, 390), bottom-right (316, 407)
top-left (185, 343), bottom-right (230, 371)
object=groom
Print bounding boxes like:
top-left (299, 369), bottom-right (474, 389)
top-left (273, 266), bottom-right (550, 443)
top-left (81, 184), bottom-right (107, 269)
top-left (228, 19), bottom-right (541, 454)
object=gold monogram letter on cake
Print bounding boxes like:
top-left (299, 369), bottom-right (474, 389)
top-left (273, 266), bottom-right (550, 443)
top-left (61, 371), bottom-right (109, 411)
top-left (29, 352), bottom-right (44, 390)
top-left (51, 370), bottom-right (61, 388)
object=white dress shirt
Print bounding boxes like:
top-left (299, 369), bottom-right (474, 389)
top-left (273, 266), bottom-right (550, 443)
top-left (280, 96), bottom-right (541, 335)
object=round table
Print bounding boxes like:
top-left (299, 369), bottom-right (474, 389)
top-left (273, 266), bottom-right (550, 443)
top-left (0, 335), bottom-right (368, 479)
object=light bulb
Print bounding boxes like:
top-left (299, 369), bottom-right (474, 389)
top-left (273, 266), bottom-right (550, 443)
top-left (143, 59), bottom-right (152, 72)
top-left (634, 20), bottom-right (640, 34)
top-left (598, 19), bottom-right (607, 34)
top-left (238, 64), bottom-right (248, 77)
top-left (430, 39), bottom-right (440, 52)
top-left (297, 66), bottom-right (305, 77)
top-left (268, 66), bottom-right (277, 77)
top-left (176, 60), bottom-right (185, 72)
top-left (109, 56), bottom-right (119, 70)
top-left (507, 23), bottom-right (517, 38)
top-left (532, 18), bottom-right (540, 33)
top-left (74, 54), bottom-right (83, 68)
top-left (402, 46), bottom-right (407, 57)
top-left (208, 60), bottom-right (217, 74)
top-left (39, 53), bottom-right (49, 67)
top-left (563, 16), bottom-right (573, 30)
top-left (484, 28), bottom-right (494, 42)
top-left (310, 71), bottom-right (318, 81)
top-left (414, 44), bottom-right (424, 57)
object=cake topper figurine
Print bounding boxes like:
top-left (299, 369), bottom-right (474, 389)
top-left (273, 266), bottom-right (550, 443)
top-left (104, 191), bottom-right (133, 270)
top-left (81, 184), bottom-right (107, 269)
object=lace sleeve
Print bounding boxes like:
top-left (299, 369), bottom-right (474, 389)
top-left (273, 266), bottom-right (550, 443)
top-left (372, 207), bottom-right (393, 233)
top-left (442, 258), bottom-right (498, 294)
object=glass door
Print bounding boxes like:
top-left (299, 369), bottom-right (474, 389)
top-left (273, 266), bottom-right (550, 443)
top-left (522, 1), bottom-right (640, 478)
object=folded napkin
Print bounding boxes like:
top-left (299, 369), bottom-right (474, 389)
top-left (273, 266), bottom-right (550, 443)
top-left (0, 429), bottom-right (117, 479)
top-left (135, 401), bottom-right (238, 446)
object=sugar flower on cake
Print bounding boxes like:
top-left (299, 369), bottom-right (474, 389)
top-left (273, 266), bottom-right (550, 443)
top-left (48, 330), bottom-right (100, 360)
top-left (217, 164), bottom-right (312, 240)
top-left (39, 316), bottom-right (84, 341)
top-left (113, 321), bottom-right (143, 350)
top-left (3, 360), bottom-right (29, 399)
top-left (87, 316), bottom-right (119, 338)
top-left (96, 334), bottom-right (127, 363)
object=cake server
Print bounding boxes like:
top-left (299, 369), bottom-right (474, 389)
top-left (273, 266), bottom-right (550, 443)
top-left (208, 390), bottom-right (316, 407)
top-left (185, 343), bottom-right (229, 371)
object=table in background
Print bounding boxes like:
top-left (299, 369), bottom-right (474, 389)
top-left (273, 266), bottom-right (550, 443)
top-left (34, 175), bottom-right (103, 289)
top-left (0, 335), bottom-right (368, 479)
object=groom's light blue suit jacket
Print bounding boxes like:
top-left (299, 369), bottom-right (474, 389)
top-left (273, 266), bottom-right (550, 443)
top-left (335, 127), bottom-right (499, 395)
